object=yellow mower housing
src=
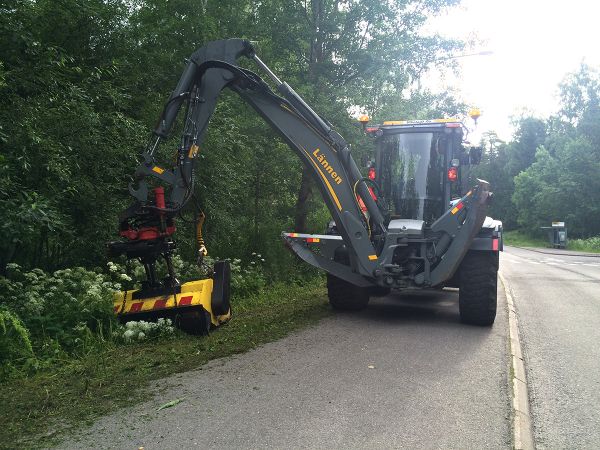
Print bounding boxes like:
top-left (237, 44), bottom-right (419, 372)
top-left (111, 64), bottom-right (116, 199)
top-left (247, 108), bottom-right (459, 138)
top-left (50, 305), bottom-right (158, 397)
top-left (113, 262), bottom-right (231, 335)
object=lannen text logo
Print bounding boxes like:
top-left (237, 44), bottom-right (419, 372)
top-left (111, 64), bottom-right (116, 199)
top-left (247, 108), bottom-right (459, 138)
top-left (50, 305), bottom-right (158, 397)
top-left (313, 149), bottom-right (342, 185)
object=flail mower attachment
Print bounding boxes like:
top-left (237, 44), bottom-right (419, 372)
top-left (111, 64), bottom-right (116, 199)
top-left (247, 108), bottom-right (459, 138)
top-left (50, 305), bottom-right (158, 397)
top-left (107, 188), bottom-right (231, 335)
top-left (111, 260), bottom-right (231, 335)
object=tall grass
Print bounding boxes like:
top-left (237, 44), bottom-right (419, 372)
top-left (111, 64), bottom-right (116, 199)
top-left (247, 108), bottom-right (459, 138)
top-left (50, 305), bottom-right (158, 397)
top-left (568, 237), bottom-right (600, 253)
top-left (503, 230), bottom-right (600, 253)
top-left (502, 230), bottom-right (547, 248)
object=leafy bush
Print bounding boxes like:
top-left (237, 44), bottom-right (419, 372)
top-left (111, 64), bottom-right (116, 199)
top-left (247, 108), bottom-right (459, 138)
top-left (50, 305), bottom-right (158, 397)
top-left (0, 309), bottom-right (34, 378)
top-left (229, 253), bottom-right (267, 296)
top-left (0, 252), bottom-right (272, 379)
top-left (568, 236), bottom-right (600, 253)
top-left (0, 263), bottom-right (118, 360)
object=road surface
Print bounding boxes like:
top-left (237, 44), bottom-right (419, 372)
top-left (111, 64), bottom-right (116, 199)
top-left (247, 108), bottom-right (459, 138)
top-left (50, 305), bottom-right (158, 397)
top-left (502, 246), bottom-right (600, 449)
top-left (61, 288), bottom-right (511, 449)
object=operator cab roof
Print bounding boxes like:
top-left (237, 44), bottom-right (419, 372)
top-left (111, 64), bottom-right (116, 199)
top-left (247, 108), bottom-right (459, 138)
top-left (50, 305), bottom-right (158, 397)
top-left (366, 118), bottom-right (465, 135)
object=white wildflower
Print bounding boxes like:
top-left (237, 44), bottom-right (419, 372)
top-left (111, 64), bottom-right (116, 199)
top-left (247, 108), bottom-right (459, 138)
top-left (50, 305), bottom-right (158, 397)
top-left (119, 273), bottom-right (132, 281)
top-left (138, 332), bottom-right (146, 341)
top-left (124, 329), bottom-right (135, 341)
top-left (107, 262), bottom-right (118, 272)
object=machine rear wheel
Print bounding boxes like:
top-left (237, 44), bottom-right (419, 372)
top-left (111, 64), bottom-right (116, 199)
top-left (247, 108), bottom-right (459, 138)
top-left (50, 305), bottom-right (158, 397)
top-left (326, 274), bottom-right (370, 311)
top-left (458, 251), bottom-right (498, 326)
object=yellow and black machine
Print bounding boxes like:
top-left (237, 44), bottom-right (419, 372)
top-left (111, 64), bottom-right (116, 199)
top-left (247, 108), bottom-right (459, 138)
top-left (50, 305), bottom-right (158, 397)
top-left (108, 39), bottom-right (501, 333)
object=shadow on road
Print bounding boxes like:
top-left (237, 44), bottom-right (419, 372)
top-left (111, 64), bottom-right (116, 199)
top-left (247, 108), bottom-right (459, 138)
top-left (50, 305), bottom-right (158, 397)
top-left (337, 289), bottom-right (498, 337)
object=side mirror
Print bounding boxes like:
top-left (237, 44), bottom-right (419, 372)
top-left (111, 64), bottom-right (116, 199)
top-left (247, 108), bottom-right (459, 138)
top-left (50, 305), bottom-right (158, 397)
top-left (469, 147), bottom-right (483, 165)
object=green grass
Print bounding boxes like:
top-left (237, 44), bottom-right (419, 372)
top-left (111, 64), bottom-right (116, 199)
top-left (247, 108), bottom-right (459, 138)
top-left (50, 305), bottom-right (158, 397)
top-left (503, 230), bottom-right (547, 248)
top-left (568, 237), bottom-right (600, 253)
top-left (504, 230), bottom-right (600, 253)
top-left (0, 281), bottom-right (329, 449)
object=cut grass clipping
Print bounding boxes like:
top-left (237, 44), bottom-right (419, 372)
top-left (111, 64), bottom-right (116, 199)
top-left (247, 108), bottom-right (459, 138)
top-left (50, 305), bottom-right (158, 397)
top-left (0, 281), bottom-right (328, 449)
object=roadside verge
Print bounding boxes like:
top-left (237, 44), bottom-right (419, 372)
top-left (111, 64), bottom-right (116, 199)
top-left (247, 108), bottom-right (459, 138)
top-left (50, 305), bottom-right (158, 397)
top-left (513, 246), bottom-right (600, 258)
top-left (0, 282), bottom-right (329, 449)
top-left (499, 272), bottom-right (534, 450)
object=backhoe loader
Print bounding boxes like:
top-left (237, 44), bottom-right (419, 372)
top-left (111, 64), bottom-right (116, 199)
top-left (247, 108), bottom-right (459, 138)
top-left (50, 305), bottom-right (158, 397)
top-left (107, 39), bottom-right (502, 333)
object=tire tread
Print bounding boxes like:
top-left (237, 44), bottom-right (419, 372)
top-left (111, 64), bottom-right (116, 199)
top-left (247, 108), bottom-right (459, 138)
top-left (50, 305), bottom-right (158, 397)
top-left (459, 251), bottom-right (498, 326)
top-left (326, 274), bottom-right (370, 311)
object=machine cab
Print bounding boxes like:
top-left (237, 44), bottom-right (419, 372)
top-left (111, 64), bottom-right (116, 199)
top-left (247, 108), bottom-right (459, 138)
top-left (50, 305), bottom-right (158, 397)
top-left (368, 119), bottom-right (482, 226)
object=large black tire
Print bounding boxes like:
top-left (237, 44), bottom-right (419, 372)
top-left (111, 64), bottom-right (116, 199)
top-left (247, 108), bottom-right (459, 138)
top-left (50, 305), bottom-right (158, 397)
top-left (369, 286), bottom-right (391, 297)
top-left (458, 251), bottom-right (498, 326)
top-left (326, 274), bottom-right (370, 311)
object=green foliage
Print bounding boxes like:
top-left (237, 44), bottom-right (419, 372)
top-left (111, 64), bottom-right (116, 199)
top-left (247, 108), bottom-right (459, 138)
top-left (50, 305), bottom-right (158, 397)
top-left (474, 117), bottom-right (547, 229)
top-left (1, 0), bottom-right (463, 274)
top-left (0, 281), bottom-right (328, 449)
top-left (513, 137), bottom-right (600, 236)
top-left (0, 252), bottom-right (273, 380)
top-left (568, 237), bottom-right (600, 253)
top-left (0, 309), bottom-right (34, 379)
top-left (0, 0), bottom-right (145, 270)
top-left (502, 230), bottom-right (547, 248)
top-left (477, 64), bottom-right (600, 239)
top-left (0, 264), bottom-right (118, 363)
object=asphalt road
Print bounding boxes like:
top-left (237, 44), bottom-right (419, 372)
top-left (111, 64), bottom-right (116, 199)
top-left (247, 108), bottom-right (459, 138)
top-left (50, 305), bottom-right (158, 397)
top-left (61, 288), bottom-right (511, 449)
top-left (502, 246), bottom-right (600, 449)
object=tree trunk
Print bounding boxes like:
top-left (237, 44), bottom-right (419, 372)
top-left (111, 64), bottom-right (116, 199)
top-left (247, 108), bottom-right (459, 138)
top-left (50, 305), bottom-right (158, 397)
top-left (253, 167), bottom-right (260, 241)
top-left (294, 167), bottom-right (313, 232)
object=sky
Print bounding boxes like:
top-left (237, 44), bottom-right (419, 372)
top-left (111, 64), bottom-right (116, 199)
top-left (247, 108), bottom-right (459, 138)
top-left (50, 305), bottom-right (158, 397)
top-left (424, 0), bottom-right (600, 141)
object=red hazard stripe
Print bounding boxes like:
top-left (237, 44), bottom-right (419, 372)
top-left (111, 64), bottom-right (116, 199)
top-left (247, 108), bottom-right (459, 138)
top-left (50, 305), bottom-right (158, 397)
top-left (130, 302), bottom-right (143, 313)
top-left (492, 238), bottom-right (499, 251)
top-left (179, 295), bottom-right (193, 306)
top-left (154, 299), bottom-right (167, 309)
top-left (455, 202), bottom-right (464, 210)
top-left (114, 305), bottom-right (120, 313)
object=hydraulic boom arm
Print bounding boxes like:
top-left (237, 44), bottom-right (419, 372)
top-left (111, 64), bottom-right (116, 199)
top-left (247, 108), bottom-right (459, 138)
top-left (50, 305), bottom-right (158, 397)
top-left (113, 39), bottom-right (386, 280)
